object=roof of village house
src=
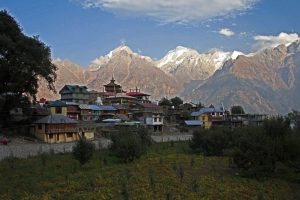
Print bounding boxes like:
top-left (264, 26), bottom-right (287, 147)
top-left (105, 93), bottom-right (136, 99)
top-left (126, 91), bottom-right (150, 96)
top-left (59, 85), bottom-right (88, 94)
top-left (184, 120), bottom-right (203, 126)
top-left (79, 104), bottom-right (91, 110)
top-left (35, 115), bottom-right (77, 124)
top-left (191, 106), bottom-right (225, 117)
top-left (65, 102), bottom-right (79, 106)
top-left (49, 100), bottom-right (67, 107)
top-left (88, 105), bottom-right (117, 111)
top-left (113, 104), bottom-right (128, 110)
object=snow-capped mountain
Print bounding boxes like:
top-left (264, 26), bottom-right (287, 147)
top-left (38, 43), bottom-right (300, 114)
top-left (157, 46), bottom-right (244, 86)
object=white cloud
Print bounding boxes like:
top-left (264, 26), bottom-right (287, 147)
top-left (253, 32), bottom-right (300, 50)
top-left (80, 0), bottom-right (259, 24)
top-left (219, 28), bottom-right (235, 37)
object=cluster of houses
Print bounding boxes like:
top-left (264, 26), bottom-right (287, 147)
top-left (30, 76), bottom-right (267, 144)
top-left (31, 77), bottom-right (164, 143)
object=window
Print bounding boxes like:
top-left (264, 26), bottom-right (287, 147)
top-left (57, 134), bottom-right (59, 140)
top-left (154, 118), bottom-right (157, 122)
top-left (38, 124), bottom-right (42, 130)
top-left (49, 134), bottom-right (53, 139)
top-left (55, 107), bottom-right (62, 114)
top-left (67, 133), bottom-right (73, 138)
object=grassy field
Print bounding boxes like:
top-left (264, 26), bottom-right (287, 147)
top-left (0, 141), bottom-right (299, 200)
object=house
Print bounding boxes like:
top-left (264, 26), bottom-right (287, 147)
top-left (48, 100), bottom-right (68, 116)
top-left (103, 93), bottom-right (137, 106)
top-left (184, 120), bottom-right (203, 132)
top-left (97, 105), bottom-right (117, 120)
top-left (126, 88), bottom-right (151, 104)
top-left (33, 115), bottom-right (89, 143)
top-left (59, 85), bottom-right (89, 104)
top-left (191, 106), bottom-right (226, 129)
top-left (133, 103), bottom-right (164, 133)
top-left (88, 105), bottom-right (102, 121)
top-left (225, 114), bottom-right (267, 128)
top-left (113, 104), bottom-right (129, 116)
top-left (79, 104), bottom-right (93, 121)
top-left (66, 102), bottom-right (80, 120)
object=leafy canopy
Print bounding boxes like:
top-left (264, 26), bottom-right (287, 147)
top-left (0, 10), bottom-right (57, 124)
top-left (230, 105), bottom-right (245, 115)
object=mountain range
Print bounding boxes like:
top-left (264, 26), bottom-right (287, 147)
top-left (37, 41), bottom-right (300, 114)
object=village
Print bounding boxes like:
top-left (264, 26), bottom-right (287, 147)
top-left (8, 76), bottom-right (266, 145)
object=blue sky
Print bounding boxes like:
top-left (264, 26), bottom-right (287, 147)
top-left (1, 0), bottom-right (300, 66)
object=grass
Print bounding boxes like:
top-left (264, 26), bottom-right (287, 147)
top-left (0, 141), bottom-right (299, 200)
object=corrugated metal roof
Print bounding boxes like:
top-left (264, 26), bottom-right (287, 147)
top-left (34, 115), bottom-right (78, 124)
top-left (97, 105), bottom-right (117, 111)
top-left (184, 120), bottom-right (203, 126)
top-left (79, 104), bottom-right (90, 110)
top-left (50, 100), bottom-right (67, 107)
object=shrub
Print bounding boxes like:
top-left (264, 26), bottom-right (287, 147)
top-left (110, 127), bottom-right (152, 163)
top-left (72, 137), bottom-right (95, 166)
top-left (189, 127), bottom-right (230, 156)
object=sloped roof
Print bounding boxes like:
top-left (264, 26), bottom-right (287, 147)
top-left (97, 105), bottom-right (117, 111)
top-left (191, 107), bottom-right (225, 116)
top-left (79, 104), bottom-right (90, 110)
top-left (59, 85), bottom-right (88, 94)
top-left (65, 102), bottom-right (79, 106)
top-left (126, 92), bottom-right (150, 96)
top-left (35, 115), bottom-right (77, 124)
top-left (49, 100), bottom-right (67, 107)
top-left (184, 120), bottom-right (203, 126)
top-left (106, 93), bottom-right (136, 99)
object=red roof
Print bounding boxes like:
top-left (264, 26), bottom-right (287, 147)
top-left (126, 92), bottom-right (150, 96)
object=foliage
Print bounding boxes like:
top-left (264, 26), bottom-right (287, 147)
top-left (0, 10), bottom-right (57, 125)
top-left (197, 102), bottom-right (205, 109)
top-left (110, 127), bottom-right (152, 162)
top-left (158, 97), bottom-right (172, 107)
top-left (72, 137), bottom-right (95, 166)
top-left (189, 117), bottom-right (300, 178)
top-left (170, 96), bottom-right (183, 108)
top-left (230, 105), bottom-right (245, 114)
top-left (0, 142), bottom-right (297, 199)
top-left (287, 110), bottom-right (300, 130)
top-left (189, 127), bottom-right (230, 156)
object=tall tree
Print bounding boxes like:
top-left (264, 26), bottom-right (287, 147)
top-left (170, 96), bottom-right (183, 108)
top-left (158, 97), bottom-right (172, 107)
top-left (0, 10), bottom-right (57, 125)
top-left (230, 105), bottom-right (245, 115)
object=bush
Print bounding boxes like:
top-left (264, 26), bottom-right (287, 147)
top-left (110, 127), bottom-right (152, 163)
top-left (190, 117), bottom-right (299, 178)
top-left (72, 137), bottom-right (95, 166)
top-left (189, 127), bottom-right (230, 156)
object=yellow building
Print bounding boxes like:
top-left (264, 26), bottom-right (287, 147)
top-left (34, 115), bottom-right (94, 143)
top-left (49, 100), bottom-right (68, 116)
top-left (191, 107), bottom-right (225, 129)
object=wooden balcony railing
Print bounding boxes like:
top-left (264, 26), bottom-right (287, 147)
top-left (46, 128), bottom-right (77, 133)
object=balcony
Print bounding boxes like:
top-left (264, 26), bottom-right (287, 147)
top-left (46, 128), bottom-right (77, 133)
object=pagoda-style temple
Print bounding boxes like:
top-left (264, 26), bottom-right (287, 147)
top-left (103, 76), bottom-right (124, 95)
